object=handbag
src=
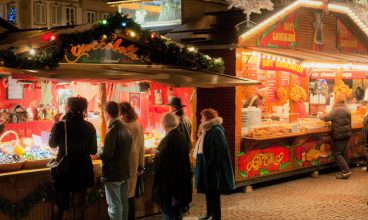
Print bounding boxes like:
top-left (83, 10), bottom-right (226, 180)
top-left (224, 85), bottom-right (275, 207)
top-left (135, 174), bottom-right (144, 198)
top-left (48, 120), bottom-right (69, 180)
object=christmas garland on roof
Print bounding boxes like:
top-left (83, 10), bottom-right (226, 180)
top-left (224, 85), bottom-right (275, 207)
top-left (0, 184), bottom-right (104, 219)
top-left (0, 13), bottom-right (225, 73)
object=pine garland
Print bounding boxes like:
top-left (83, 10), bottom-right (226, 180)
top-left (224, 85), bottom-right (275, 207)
top-left (0, 13), bottom-right (225, 73)
top-left (0, 184), bottom-right (104, 219)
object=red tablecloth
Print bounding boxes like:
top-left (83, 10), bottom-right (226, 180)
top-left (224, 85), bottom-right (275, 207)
top-left (1, 121), bottom-right (54, 142)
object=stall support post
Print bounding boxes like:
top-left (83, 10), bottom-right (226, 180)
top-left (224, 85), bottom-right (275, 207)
top-left (289, 74), bottom-right (298, 123)
top-left (99, 83), bottom-right (107, 143)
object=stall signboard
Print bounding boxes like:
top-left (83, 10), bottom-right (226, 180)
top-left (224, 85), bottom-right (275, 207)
top-left (260, 58), bottom-right (306, 76)
top-left (310, 70), bottom-right (366, 79)
top-left (337, 19), bottom-right (366, 53)
top-left (63, 38), bottom-right (143, 64)
top-left (236, 49), bottom-right (259, 80)
top-left (267, 71), bottom-right (277, 101)
top-left (295, 136), bottom-right (334, 168)
top-left (257, 13), bottom-right (298, 48)
top-left (238, 144), bottom-right (291, 178)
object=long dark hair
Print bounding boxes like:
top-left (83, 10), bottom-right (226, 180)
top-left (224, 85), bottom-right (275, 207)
top-left (119, 102), bottom-right (138, 123)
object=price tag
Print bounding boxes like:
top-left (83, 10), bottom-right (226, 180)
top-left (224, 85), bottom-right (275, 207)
top-left (291, 124), bottom-right (300, 133)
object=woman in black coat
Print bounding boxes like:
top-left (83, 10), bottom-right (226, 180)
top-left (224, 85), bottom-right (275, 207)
top-left (49, 97), bottom-right (97, 220)
top-left (194, 108), bottom-right (236, 220)
top-left (152, 112), bottom-right (192, 220)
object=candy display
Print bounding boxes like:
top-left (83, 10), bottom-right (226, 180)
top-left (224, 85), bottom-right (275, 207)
top-left (144, 129), bottom-right (165, 154)
top-left (21, 147), bottom-right (55, 160)
top-left (0, 151), bottom-right (22, 164)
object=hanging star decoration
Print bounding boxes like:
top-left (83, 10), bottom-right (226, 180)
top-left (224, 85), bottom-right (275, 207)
top-left (227, 0), bottom-right (274, 27)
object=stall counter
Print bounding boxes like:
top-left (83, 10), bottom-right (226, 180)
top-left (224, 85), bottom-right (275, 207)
top-left (237, 123), bottom-right (364, 186)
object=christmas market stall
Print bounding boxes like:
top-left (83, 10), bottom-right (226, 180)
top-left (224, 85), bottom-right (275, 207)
top-left (0, 14), bottom-right (258, 219)
top-left (236, 0), bottom-right (368, 186)
top-left (167, 0), bottom-right (368, 188)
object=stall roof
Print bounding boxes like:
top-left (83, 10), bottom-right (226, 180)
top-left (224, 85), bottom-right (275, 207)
top-left (239, 0), bottom-right (368, 49)
top-left (248, 47), bottom-right (368, 64)
top-left (0, 64), bottom-right (260, 88)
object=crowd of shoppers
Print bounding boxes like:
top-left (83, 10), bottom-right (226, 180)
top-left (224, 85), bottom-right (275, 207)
top-left (48, 96), bottom-right (236, 220)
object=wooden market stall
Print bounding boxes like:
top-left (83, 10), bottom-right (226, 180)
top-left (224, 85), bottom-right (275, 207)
top-left (167, 0), bottom-right (368, 187)
top-left (0, 15), bottom-right (258, 220)
top-left (236, 0), bottom-right (368, 186)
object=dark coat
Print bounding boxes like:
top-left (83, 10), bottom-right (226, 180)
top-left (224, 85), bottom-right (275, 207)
top-left (49, 114), bottom-right (97, 191)
top-left (363, 115), bottom-right (368, 147)
top-left (176, 113), bottom-right (192, 153)
top-left (152, 128), bottom-right (192, 206)
top-left (321, 103), bottom-right (352, 141)
top-left (195, 117), bottom-right (236, 193)
top-left (98, 119), bottom-right (132, 182)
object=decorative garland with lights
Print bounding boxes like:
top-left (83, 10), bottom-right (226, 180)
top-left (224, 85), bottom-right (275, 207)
top-left (0, 184), bottom-right (104, 219)
top-left (0, 14), bottom-right (225, 73)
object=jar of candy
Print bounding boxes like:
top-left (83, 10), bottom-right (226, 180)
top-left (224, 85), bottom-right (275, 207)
top-left (155, 90), bottom-right (163, 105)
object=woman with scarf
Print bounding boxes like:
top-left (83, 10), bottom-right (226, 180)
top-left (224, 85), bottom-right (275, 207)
top-left (194, 108), bottom-right (235, 220)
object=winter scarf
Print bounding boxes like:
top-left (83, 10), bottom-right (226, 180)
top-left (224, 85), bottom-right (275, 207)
top-left (193, 117), bottom-right (223, 159)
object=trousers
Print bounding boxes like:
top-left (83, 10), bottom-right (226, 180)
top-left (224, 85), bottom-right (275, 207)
top-left (104, 180), bottom-right (128, 220)
top-left (332, 138), bottom-right (351, 174)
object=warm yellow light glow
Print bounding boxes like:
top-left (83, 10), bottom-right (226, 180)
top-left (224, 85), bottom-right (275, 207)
top-left (301, 62), bottom-right (368, 70)
top-left (188, 47), bottom-right (196, 52)
top-left (239, 0), bottom-right (368, 42)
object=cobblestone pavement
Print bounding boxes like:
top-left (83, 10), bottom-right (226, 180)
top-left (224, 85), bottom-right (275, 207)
top-left (139, 167), bottom-right (368, 220)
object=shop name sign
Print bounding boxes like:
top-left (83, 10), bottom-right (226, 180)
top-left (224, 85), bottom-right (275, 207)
top-left (258, 13), bottom-right (298, 49)
top-left (337, 19), bottom-right (366, 53)
top-left (311, 71), bottom-right (366, 79)
top-left (64, 38), bottom-right (141, 64)
top-left (260, 58), bottom-right (305, 76)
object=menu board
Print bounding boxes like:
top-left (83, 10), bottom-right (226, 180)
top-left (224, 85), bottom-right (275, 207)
top-left (7, 77), bottom-right (23, 100)
top-left (267, 71), bottom-right (277, 101)
top-left (281, 72), bottom-right (290, 86)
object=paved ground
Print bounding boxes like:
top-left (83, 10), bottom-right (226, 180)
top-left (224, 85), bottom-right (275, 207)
top-left (139, 167), bottom-right (368, 220)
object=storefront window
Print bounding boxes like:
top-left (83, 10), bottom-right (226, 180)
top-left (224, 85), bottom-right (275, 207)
top-left (118, 0), bottom-right (181, 28)
top-left (7, 5), bottom-right (16, 24)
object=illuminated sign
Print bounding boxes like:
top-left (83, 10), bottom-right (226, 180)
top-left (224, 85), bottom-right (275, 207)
top-left (310, 70), bottom-right (366, 79)
top-left (259, 58), bottom-right (305, 76)
top-left (64, 38), bottom-right (141, 64)
top-left (258, 13), bottom-right (298, 49)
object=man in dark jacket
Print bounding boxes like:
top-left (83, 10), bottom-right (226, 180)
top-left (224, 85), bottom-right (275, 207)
top-left (169, 97), bottom-right (192, 153)
top-left (321, 94), bottom-right (352, 179)
top-left (98, 101), bottom-right (132, 220)
top-left (152, 112), bottom-right (192, 220)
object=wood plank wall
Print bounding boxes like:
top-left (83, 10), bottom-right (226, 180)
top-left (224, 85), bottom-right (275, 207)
top-left (197, 49), bottom-right (237, 165)
top-left (243, 8), bottom-right (339, 52)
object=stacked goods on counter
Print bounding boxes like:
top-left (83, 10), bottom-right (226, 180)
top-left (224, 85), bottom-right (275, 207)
top-left (333, 80), bottom-right (352, 98)
top-left (245, 118), bottom-right (332, 138)
top-left (290, 85), bottom-right (307, 102)
top-left (298, 118), bottom-right (330, 132)
top-left (247, 126), bottom-right (290, 138)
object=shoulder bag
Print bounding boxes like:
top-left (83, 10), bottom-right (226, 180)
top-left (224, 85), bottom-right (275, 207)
top-left (48, 120), bottom-right (70, 179)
